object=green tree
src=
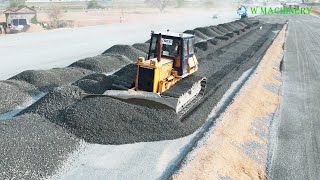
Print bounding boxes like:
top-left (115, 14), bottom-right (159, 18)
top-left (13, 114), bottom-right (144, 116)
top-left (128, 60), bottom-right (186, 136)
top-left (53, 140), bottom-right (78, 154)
top-left (176, 0), bottom-right (185, 8)
top-left (9, 0), bottom-right (25, 8)
top-left (31, 15), bottom-right (38, 24)
top-left (87, 0), bottom-right (102, 9)
top-left (48, 5), bottom-right (64, 28)
top-left (204, 0), bottom-right (214, 7)
top-left (145, 0), bottom-right (169, 12)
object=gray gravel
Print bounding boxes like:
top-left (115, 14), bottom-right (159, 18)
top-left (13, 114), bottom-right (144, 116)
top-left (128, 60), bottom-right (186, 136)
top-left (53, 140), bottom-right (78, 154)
top-left (0, 113), bottom-right (80, 179)
top-left (73, 73), bottom-right (116, 94)
top-left (111, 64), bottom-right (137, 90)
top-left (10, 67), bottom-right (92, 92)
top-left (0, 80), bottom-right (38, 114)
top-left (132, 43), bottom-right (150, 53)
top-left (18, 85), bottom-right (84, 122)
top-left (102, 45), bottom-right (146, 62)
top-left (194, 27), bottom-right (221, 38)
top-left (69, 54), bottom-right (131, 73)
top-left (194, 41), bottom-right (211, 51)
top-left (184, 30), bottom-right (209, 42)
top-left (209, 26), bottom-right (233, 37)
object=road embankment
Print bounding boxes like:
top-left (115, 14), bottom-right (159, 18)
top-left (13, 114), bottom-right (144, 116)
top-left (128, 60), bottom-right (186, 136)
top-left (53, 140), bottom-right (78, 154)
top-left (172, 24), bottom-right (287, 180)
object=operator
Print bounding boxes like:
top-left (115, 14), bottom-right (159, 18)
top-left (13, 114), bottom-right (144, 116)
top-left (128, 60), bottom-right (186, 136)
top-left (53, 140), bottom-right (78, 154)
top-left (170, 42), bottom-right (179, 57)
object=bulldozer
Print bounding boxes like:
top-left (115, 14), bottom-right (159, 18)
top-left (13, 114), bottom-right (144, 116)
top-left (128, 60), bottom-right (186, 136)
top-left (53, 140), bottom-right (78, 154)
top-left (84, 31), bottom-right (206, 118)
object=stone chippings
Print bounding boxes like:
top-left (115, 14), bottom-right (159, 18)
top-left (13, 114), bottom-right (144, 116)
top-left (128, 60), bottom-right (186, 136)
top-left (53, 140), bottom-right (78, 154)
top-left (0, 80), bottom-right (39, 114)
top-left (102, 44), bottom-right (146, 62)
top-left (73, 73), bottom-right (116, 94)
top-left (9, 67), bottom-right (92, 92)
top-left (69, 54), bottom-right (131, 73)
top-left (132, 43), bottom-right (150, 53)
top-left (184, 30), bottom-right (209, 42)
top-left (194, 27), bottom-right (221, 38)
top-left (0, 114), bottom-right (80, 179)
top-left (18, 85), bottom-right (85, 122)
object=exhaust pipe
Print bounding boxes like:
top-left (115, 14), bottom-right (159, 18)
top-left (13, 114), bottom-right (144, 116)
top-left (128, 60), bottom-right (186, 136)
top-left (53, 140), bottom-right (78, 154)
top-left (157, 33), bottom-right (162, 62)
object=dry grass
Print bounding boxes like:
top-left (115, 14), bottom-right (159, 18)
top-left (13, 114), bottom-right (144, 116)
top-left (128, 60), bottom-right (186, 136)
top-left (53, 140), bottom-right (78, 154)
top-left (0, 7), bottom-right (222, 28)
top-left (312, 7), bottom-right (320, 16)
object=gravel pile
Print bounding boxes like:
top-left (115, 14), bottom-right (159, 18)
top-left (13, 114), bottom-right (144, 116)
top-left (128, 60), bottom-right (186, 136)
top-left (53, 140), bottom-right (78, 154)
top-left (210, 26), bottom-right (234, 38)
top-left (194, 41), bottom-right (210, 51)
top-left (18, 85), bottom-right (84, 122)
top-left (69, 54), bottom-right (131, 73)
top-left (216, 25), bottom-right (235, 37)
top-left (0, 80), bottom-right (37, 114)
top-left (227, 22), bottom-right (246, 32)
top-left (73, 73), bottom-right (116, 94)
top-left (0, 113), bottom-right (80, 179)
top-left (220, 24), bottom-right (241, 35)
top-left (60, 97), bottom-right (179, 144)
top-left (111, 64), bottom-right (137, 90)
top-left (132, 43), bottom-right (150, 53)
top-left (194, 27), bottom-right (221, 38)
top-left (184, 30), bottom-right (209, 42)
top-left (235, 20), bottom-right (251, 29)
top-left (102, 45), bottom-right (146, 62)
top-left (3, 80), bottom-right (40, 95)
top-left (10, 67), bottom-right (92, 92)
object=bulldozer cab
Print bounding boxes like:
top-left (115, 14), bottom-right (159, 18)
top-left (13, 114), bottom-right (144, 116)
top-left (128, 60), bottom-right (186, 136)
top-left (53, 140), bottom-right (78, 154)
top-left (148, 32), bottom-right (196, 76)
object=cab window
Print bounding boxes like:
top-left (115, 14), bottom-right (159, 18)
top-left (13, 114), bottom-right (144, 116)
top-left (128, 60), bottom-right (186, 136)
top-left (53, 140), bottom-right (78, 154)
top-left (149, 36), bottom-right (158, 58)
top-left (189, 38), bottom-right (195, 54)
top-left (184, 39), bottom-right (188, 56)
top-left (162, 38), bottom-right (180, 57)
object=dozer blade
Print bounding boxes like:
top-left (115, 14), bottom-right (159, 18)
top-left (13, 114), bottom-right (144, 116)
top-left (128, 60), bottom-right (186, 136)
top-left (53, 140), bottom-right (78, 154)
top-left (81, 75), bottom-right (206, 119)
top-left (80, 90), bottom-right (181, 110)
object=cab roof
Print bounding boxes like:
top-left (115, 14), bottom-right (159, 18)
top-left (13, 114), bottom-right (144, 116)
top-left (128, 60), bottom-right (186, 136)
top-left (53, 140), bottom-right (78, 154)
top-left (152, 31), bottom-right (195, 39)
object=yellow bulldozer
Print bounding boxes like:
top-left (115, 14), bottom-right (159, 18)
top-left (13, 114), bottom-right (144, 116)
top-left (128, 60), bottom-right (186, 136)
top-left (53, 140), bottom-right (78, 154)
top-left (84, 31), bottom-right (206, 117)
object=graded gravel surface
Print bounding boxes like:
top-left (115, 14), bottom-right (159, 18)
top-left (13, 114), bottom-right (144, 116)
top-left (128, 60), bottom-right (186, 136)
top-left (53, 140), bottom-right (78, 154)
top-left (0, 113), bottom-right (79, 179)
top-left (258, 15), bottom-right (320, 180)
